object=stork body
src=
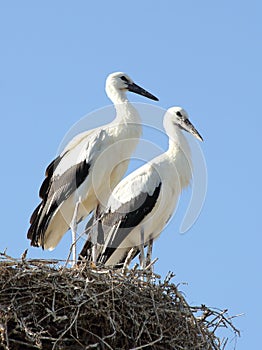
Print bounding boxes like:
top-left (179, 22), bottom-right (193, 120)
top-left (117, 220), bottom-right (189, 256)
top-left (79, 107), bottom-right (203, 267)
top-left (27, 72), bottom-right (158, 251)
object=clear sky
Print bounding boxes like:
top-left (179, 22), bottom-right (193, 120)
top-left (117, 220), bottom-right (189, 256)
top-left (0, 1), bottom-right (260, 349)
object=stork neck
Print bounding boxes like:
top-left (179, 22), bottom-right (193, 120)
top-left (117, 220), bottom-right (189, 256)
top-left (166, 125), bottom-right (193, 188)
top-left (114, 101), bottom-right (141, 125)
top-left (166, 125), bottom-right (191, 161)
top-left (165, 124), bottom-right (180, 151)
top-left (107, 86), bottom-right (129, 104)
top-left (106, 83), bottom-right (141, 124)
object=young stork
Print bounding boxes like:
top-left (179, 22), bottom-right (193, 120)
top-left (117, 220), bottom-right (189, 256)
top-left (27, 72), bottom-right (158, 261)
top-left (79, 107), bottom-right (203, 268)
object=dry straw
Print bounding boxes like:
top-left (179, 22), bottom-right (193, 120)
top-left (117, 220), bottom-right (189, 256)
top-left (0, 252), bottom-right (240, 350)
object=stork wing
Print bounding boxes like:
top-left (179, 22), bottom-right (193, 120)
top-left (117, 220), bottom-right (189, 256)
top-left (79, 166), bottom-right (162, 265)
top-left (27, 128), bottom-right (106, 247)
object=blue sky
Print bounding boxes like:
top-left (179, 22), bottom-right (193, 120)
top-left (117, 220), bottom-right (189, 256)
top-left (0, 1), bottom-right (261, 349)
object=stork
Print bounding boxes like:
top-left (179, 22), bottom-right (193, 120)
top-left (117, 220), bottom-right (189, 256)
top-left (79, 107), bottom-right (203, 269)
top-left (27, 72), bottom-right (158, 263)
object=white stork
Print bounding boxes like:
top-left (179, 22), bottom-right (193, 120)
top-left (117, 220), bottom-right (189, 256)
top-left (79, 107), bottom-right (203, 268)
top-left (27, 72), bottom-right (158, 259)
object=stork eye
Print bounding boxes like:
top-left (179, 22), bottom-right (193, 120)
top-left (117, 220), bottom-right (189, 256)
top-left (120, 76), bottom-right (129, 83)
top-left (176, 111), bottom-right (183, 117)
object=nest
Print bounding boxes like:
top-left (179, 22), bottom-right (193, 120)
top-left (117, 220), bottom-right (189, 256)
top-left (0, 252), bottom-right (239, 350)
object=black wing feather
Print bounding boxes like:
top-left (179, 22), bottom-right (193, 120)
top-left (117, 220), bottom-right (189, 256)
top-left (28, 159), bottom-right (90, 247)
top-left (39, 154), bottom-right (63, 199)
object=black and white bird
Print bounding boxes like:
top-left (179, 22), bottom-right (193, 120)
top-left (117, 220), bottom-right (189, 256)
top-left (27, 72), bottom-right (158, 260)
top-left (79, 107), bottom-right (203, 268)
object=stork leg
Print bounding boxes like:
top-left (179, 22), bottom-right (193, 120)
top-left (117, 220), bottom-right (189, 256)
top-left (122, 247), bottom-right (136, 274)
top-left (139, 227), bottom-right (145, 269)
top-left (145, 238), bottom-right (154, 268)
top-left (91, 231), bottom-right (98, 264)
top-left (70, 198), bottom-right (81, 266)
top-left (91, 206), bottom-right (101, 265)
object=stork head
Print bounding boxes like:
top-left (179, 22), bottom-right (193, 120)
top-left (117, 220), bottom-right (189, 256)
top-left (165, 106), bottom-right (203, 141)
top-left (106, 72), bottom-right (159, 102)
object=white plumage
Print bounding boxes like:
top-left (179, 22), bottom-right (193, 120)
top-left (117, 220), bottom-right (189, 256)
top-left (27, 72), bottom-right (158, 254)
top-left (79, 106), bottom-right (203, 268)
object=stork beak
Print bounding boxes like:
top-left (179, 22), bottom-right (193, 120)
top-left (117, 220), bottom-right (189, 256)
top-left (181, 119), bottom-right (203, 142)
top-left (127, 82), bottom-right (159, 101)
